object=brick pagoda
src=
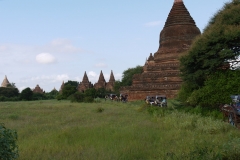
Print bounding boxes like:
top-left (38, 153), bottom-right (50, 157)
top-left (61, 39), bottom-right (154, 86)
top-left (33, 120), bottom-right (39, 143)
top-left (120, 0), bottom-right (201, 100)
top-left (77, 71), bottom-right (93, 92)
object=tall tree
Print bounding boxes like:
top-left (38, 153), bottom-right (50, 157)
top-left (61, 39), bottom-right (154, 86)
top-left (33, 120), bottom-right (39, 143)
top-left (179, 0), bottom-right (240, 105)
top-left (121, 65), bottom-right (143, 86)
top-left (180, 0), bottom-right (240, 89)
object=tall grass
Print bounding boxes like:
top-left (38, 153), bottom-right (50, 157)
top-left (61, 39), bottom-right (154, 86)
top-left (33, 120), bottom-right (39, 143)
top-left (0, 100), bottom-right (239, 160)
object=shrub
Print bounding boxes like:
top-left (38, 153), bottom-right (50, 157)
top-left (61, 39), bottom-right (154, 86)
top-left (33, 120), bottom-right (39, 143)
top-left (0, 124), bottom-right (18, 160)
top-left (94, 97), bottom-right (101, 103)
top-left (83, 96), bottom-right (94, 103)
top-left (96, 107), bottom-right (104, 113)
top-left (69, 92), bottom-right (84, 102)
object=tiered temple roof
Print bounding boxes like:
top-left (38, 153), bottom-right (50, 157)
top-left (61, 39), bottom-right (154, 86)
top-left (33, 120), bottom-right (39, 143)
top-left (120, 0), bottom-right (201, 101)
top-left (33, 84), bottom-right (44, 94)
top-left (94, 70), bottom-right (106, 90)
top-left (106, 70), bottom-right (116, 91)
top-left (77, 71), bottom-right (93, 92)
top-left (1, 75), bottom-right (10, 87)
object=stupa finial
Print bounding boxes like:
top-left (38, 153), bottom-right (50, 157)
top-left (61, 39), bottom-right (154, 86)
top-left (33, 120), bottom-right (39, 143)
top-left (174, 0), bottom-right (182, 3)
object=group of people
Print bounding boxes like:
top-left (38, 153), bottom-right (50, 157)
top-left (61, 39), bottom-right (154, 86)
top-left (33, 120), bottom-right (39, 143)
top-left (145, 96), bottom-right (167, 107)
top-left (105, 94), bottom-right (128, 102)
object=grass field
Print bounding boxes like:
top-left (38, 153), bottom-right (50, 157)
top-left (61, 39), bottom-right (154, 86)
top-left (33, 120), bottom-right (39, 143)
top-left (0, 99), bottom-right (240, 160)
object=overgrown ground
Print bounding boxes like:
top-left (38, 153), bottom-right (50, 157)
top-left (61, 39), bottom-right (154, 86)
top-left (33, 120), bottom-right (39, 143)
top-left (0, 99), bottom-right (240, 160)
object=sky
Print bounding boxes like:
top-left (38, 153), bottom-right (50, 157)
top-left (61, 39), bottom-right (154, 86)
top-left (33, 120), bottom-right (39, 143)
top-left (0, 0), bottom-right (231, 92)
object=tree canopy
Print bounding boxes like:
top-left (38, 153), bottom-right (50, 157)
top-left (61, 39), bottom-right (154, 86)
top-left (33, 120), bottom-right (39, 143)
top-left (179, 0), bottom-right (240, 107)
top-left (121, 65), bottom-right (143, 86)
top-left (180, 0), bottom-right (240, 89)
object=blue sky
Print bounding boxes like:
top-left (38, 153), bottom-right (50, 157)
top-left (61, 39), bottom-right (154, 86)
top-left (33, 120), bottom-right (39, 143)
top-left (0, 0), bottom-right (231, 92)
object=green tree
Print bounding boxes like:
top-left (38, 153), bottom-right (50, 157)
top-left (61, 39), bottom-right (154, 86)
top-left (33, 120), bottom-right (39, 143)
top-left (84, 88), bottom-right (97, 98)
top-left (0, 124), bottom-right (18, 160)
top-left (179, 0), bottom-right (240, 104)
top-left (113, 80), bottom-right (122, 94)
top-left (20, 87), bottom-right (33, 101)
top-left (62, 84), bottom-right (77, 99)
top-left (121, 65), bottom-right (143, 86)
top-left (0, 88), bottom-right (19, 98)
top-left (180, 0), bottom-right (240, 90)
top-left (186, 70), bottom-right (240, 108)
top-left (64, 80), bottom-right (79, 88)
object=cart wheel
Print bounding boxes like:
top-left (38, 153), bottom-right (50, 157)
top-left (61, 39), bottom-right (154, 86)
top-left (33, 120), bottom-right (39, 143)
top-left (228, 113), bottom-right (235, 126)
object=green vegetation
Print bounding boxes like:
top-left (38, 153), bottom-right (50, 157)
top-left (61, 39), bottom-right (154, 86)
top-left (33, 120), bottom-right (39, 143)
top-left (179, 0), bottom-right (240, 107)
top-left (0, 124), bottom-right (18, 160)
top-left (0, 100), bottom-right (239, 160)
top-left (114, 65), bottom-right (143, 94)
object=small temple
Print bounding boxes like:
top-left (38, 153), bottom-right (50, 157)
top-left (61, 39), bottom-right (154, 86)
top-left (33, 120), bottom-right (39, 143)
top-left (76, 70), bottom-right (116, 93)
top-left (77, 71), bottom-right (93, 92)
top-left (94, 70), bottom-right (106, 90)
top-left (33, 84), bottom-right (44, 94)
top-left (1, 75), bottom-right (10, 87)
top-left (120, 0), bottom-right (201, 101)
top-left (105, 70), bottom-right (115, 91)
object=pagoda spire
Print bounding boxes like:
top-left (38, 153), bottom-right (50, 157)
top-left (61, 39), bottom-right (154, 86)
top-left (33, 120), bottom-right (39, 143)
top-left (98, 70), bottom-right (106, 83)
top-left (164, 0), bottom-right (196, 28)
top-left (82, 71), bottom-right (89, 83)
top-left (1, 75), bottom-right (10, 87)
top-left (174, 0), bottom-right (182, 3)
top-left (109, 70), bottom-right (115, 82)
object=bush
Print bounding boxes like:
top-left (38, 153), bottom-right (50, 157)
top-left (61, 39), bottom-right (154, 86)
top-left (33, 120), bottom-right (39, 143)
top-left (0, 124), bottom-right (18, 160)
top-left (83, 96), bottom-right (94, 103)
top-left (69, 92), bottom-right (84, 102)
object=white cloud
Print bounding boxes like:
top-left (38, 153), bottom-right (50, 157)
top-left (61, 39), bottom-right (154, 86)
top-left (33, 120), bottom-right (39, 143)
top-left (43, 39), bottom-right (83, 54)
top-left (144, 21), bottom-right (162, 27)
top-left (88, 71), bottom-right (98, 83)
top-left (95, 63), bottom-right (107, 68)
top-left (55, 74), bottom-right (69, 82)
top-left (36, 53), bottom-right (56, 64)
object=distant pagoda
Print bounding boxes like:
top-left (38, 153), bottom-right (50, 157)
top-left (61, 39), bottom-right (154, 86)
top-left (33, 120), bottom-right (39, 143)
top-left (94, 70), bottom-right (106, 90)
top-left (120, 0), bottom-right (201, 100)
top-left (77, 71), bottom-right (93, 92)
top-left (105, 70), bottom-right (116, 91)
top-left (33, 84), bottom-right (44, 94)
top-left (1, 75), bottom-right (10, 87)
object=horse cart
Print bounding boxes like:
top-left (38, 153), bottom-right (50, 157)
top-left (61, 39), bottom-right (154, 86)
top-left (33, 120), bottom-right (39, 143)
top-left (220, 95), bottom-right (240, 127)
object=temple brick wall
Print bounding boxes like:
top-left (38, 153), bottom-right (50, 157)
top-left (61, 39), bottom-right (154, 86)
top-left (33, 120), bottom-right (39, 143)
top-left (120, 0), bottom-right (201, 101)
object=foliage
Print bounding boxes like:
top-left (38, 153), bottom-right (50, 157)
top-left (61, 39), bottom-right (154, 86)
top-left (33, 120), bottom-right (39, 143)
top-left (83, 96), bottom-right (94, 103)
top-left (64, 80), bottom-right (79, 88)
top-left (0, 87), bottom-right (19, 98)
top-left (113, 80), bottom-right (121, 94)
top-left (6, 83), bottom-right (16, 88)
top-left (62, 84), bottom-right (77, 99)
top-left (95, 88), bottom-right (107, 98)
top-left (185, 70), bottom-right (240, 108)
top-left (32, 93), bottom-right (46, 100)
top-left (84, 88), bottom-right (97, 98)
top-left (44, 90), bottom-right (59, 100)
top-left (20, 87), bottom-right (33, 101)
top-left (180, 0), bottom-right (240, 91)
top-left (121, 65), bottom-right (143, 86)
top-left (0, 124), bottom-right (18, 160)
top-left (69, 92), bottom-right (84, 102)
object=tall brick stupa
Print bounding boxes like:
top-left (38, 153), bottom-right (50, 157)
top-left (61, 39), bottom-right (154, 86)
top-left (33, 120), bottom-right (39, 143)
top-left (120, 0), bottom-right (201, 101)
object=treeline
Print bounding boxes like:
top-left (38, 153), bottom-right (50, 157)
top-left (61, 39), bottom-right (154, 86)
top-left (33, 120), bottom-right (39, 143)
top-left (0, 87), bottom-right (58, 102)
top-left (0, 65), bottom-right (143, 103)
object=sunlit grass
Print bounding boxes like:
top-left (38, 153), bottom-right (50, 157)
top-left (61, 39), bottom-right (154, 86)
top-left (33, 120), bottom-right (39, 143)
top-left (0, 100), bottom-right (239, 159)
